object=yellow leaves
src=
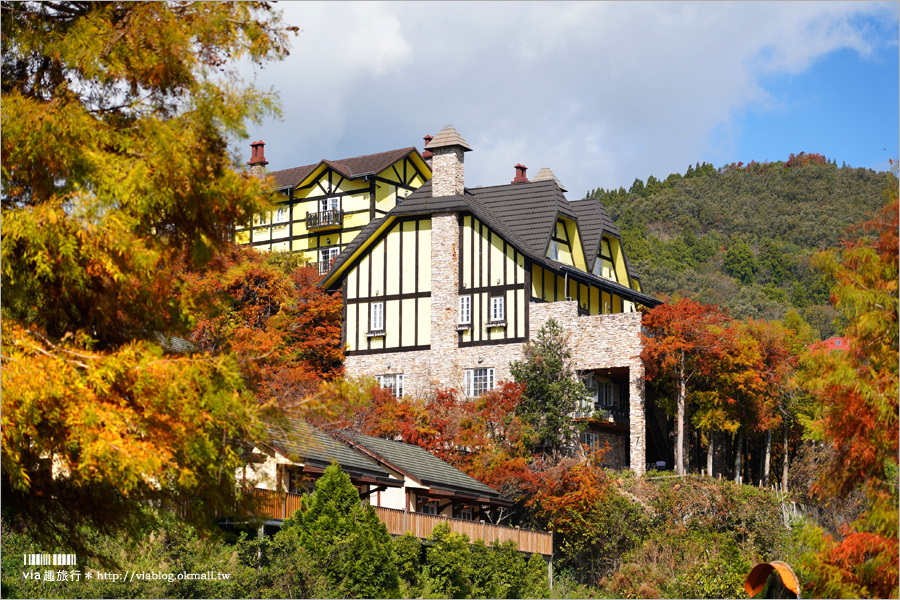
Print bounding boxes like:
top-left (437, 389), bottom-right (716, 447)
top-left (1, 324), bottom-right (265, 498)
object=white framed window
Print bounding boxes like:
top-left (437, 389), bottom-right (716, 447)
top-left (370, 302), bottom-right (384, 332)
top-left (319, 197), bottom-right (340, 213)
top-left (459, 295), bottom-right (471, 325)
top-left (465, 367), bottom-right (495, 397)
top-left (580, 431), bottom-right (599, 449)
top-left (421, 501), bottom-right (439, 515)
top-left (457, 508), bottom-right (473, 521)
top-left (375, 374), bottom-right (403, 398)
top-left (548, 240), bottom-right (559, 260)
top-left (319, 246), bottom-right (340, 274)
top-left (490, 295), bottom-right (505, 322)
top-left (598, 382), bottom-right (619, 409)
top-left (274, 206), bottom-right (288, 223)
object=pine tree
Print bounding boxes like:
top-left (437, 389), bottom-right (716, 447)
top-left (510, 319), bottom-right (590, 456)
top-left (273, 463), bottom-right (401, 598)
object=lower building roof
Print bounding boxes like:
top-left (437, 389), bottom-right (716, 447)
top-left (339, 432), bottom-right (502, 500)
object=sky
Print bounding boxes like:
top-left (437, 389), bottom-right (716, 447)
top-left (238, 1), bottom-right (899, 198)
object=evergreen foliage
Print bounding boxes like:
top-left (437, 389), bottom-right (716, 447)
top-left (509, 318), bottom-right (590, 456)
top-left (268, 463), bottom-right (400, 598)
top-left (587, 158), bottom-right (894, 328)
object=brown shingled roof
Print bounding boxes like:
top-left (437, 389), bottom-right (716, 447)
top-left (268, 147), bottom-right (422, 190)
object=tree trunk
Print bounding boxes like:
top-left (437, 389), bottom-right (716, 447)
top-left (763, 430), bottom-right (772, 487)
top-left (744, 434), bottom-right (750, 484)
top-left (707, 432), bottom-right (714, 476)
top-left (782, 420), bottom-right (790, 493)
top-left (676, 353), bottom-right (686, 476)
top-left (734, 430), bottom-right (743, 484)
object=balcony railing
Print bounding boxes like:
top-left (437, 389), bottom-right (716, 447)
top-left (244, 488), bottom-right (552, 556)
top-left (306, 209), bottom-right (343, 230)
top-left (316, 257), bottom-right (338, 275)
top-left (573, 407), bottom-right (629, 425)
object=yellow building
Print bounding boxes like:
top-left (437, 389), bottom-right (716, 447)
top-left (321, 125), bottom-right (662, 474)
top-left (236, 140), bottom-right (432, 273)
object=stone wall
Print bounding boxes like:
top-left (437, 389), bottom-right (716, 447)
top-left (590, 428), bottom-right (630, 468)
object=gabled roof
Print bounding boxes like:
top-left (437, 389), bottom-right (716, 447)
top-left (568, 198), bottom-right (643, 284)
top-left (320, 180), bottom-right (661, 307)
top-left (268, 147), bottom-right (423, 190)
top-left (264, 418), bottom-right (398, 485)
top-left (339, 432), bottom-right (501, 499)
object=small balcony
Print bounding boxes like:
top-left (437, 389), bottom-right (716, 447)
top-left (306, 209), bottom-right (343, 231)
top-left (316, 257), bottom-right (338, 275)
top-left (573, 407), bottom-right (630, 427)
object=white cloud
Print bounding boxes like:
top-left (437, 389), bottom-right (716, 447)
top-left (242, 1), bottom-right (897, 196)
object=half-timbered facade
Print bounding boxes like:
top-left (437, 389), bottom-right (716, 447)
top-left (236, 142), bottom-right (431, 273)
top-left (321, 126), bottom-right (662, 474)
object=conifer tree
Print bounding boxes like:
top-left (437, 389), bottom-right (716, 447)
top-left (273, 463), bottom-right (400, 598)
top-left (510, 318), bottom-right (589, 456)
top-left (1, 1), bottom-right (297, 554)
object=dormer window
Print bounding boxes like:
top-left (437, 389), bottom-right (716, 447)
top-left (594, 238), bottom-right (617, 281)
top-left (548, 240), bottom-right (559, 260)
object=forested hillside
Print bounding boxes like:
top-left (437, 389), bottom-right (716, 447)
top-left (586, 155), bottom-right (896, 338)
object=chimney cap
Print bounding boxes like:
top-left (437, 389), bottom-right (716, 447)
top-left (512, 163), bottom-right (529, 184)
top-left (424, 125), bottom-right (472, 152)
top-left (247, 140), bottom-right (268, 166)
top-left (422, 134), bottom-right (434, 159)
top-left (531, 167), bottom-right (567, 192)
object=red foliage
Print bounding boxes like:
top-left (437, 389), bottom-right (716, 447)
top-left (786, 152), bottom-right (828, 168)
top-left (181, 245), bottom-right (343, 406)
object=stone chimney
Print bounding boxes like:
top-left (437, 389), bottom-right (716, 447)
top-left (511, 163), bottom-right (529, 183)
top-left (424, 125), bottom-right (472, 197)
top-left (422, 135), bottom-right (434, 169)
top-left (247, 140), bottom-right (268, 180)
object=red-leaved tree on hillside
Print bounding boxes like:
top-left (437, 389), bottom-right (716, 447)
top-left (641, 299), bottom-right (730, 475)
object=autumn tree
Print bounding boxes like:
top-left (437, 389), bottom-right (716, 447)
top-left (1, 2), bottom-right (296, 555)
top-left (182, 247), bottom-right (344, 407)
top-left (642, 299), bottom-right (730, 475)
top-left (510, 318), bottom-right (590, 457)
top-left (797, 190), bottom-right (899, 598)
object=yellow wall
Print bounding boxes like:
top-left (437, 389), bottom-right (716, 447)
top-left (236, 153), bottom-right (431, 261)
top-left (343, 217), bottom-right (432, 353)
top-left (530, 264), bottom-right (632, 315)
top-left (458, 215), bottom-right (529, 344)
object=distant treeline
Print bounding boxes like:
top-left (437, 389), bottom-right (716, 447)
top-left (586, 154), bottom-right (896, 339)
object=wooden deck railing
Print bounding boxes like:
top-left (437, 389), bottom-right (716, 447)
top-left (246, 488), bottom-right (553, 556)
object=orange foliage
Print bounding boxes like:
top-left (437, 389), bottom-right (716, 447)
top-left (181, 246), bottom-right (343, 406)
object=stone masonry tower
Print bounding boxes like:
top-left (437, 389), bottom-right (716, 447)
top-left (425, 125), bottom-right (471, 197)
top-left (424, 126), bottom-right (471, 357)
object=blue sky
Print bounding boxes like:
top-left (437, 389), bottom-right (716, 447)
top-left (239, 2), bottom-right (899, 198)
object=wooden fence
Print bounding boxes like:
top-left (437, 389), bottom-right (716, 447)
top-left (247, 488), bottom-right (553, 556)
